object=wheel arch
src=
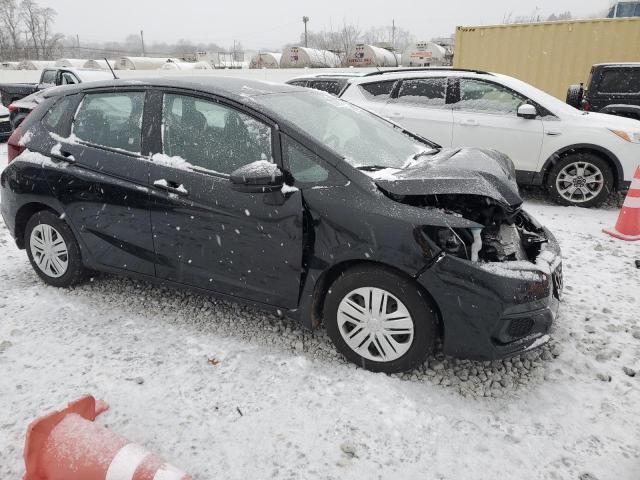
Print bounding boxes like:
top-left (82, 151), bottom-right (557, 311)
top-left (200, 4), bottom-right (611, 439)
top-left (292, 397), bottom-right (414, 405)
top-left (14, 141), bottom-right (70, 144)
top-left (307, 259), bottom-right (444, 337)
top-left (540, 144), bottom-right (624, 190)
top-left (14, 202), bottom-right (61, 249)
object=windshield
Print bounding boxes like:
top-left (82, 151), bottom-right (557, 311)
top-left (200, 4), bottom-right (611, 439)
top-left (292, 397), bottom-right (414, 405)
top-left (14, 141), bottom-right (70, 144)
top-left (254, 91), bottom-right (430, 169)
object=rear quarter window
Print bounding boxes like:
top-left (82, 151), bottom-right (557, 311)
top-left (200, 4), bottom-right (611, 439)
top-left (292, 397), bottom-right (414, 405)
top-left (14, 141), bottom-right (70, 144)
top-left (308, 80), bottom-right (343, 96)
top-left (43, 96), bottom-right (74, 134)
top-left (359, 80), bottom-right (396, 101)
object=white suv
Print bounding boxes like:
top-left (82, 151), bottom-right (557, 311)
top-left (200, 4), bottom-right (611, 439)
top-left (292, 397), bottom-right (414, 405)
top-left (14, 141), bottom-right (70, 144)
top-left (338, 68), bottom-right (640, 207)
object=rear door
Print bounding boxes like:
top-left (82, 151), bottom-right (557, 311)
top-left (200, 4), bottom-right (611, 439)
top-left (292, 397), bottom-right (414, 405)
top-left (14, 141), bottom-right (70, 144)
top-left (451, 78), bottom-right (544, 172)
top-left (46, 89), bottom-right (155, 275)
top-left (590, 67), bottom-right (640, 110)
top-left (146, 90), bottom-right (304, 308)
top-left (379, 77), bottom-right (453, 146)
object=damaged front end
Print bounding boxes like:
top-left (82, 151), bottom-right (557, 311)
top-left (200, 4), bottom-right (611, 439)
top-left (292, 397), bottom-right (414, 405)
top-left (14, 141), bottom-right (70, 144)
top-left (373, 148), bottom-right (563, 360)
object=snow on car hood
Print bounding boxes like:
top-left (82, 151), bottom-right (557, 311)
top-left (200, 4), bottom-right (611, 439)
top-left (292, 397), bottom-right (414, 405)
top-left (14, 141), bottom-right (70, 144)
top-left (372, 147), bottom-right (523, 207)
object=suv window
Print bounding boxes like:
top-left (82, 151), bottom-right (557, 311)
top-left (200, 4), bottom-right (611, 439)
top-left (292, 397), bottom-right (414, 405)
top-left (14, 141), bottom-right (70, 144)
top-left (396, 78), bottom-right (447, 107)
top-left (308, 80), bottom-right (342, 96)
top-left (41, 70), bottom-right (56, 85)
top-left (60, 72), bottom-right (78, 85)
top-left (455, 78), bottom-right (526, 114)
top-left (162, 93), bottom-right (272, 175)
top-left (598, 69), bottom-right (640, 94)
top-left (73, 91), bottom-right (145, 153)
top-left (288, 80), bottom-right (308, 87)
top-left (360, 80), bottom-right (395, 101)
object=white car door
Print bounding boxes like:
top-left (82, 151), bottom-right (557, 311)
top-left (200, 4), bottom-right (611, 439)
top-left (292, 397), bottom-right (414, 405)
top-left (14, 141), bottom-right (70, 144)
top-left (451, 78), bottom-right (544, 172)
top-left (381, 77), bottom-right (453, 147)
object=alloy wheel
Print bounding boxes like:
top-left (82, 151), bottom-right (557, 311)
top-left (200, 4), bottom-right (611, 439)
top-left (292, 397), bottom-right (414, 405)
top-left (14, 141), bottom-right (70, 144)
top-left (337, 287), bottom-right (415, 362)
top-left (29, 224), bottom-right (69, 278)
top-left (555, 161), bottom-right (604, 203)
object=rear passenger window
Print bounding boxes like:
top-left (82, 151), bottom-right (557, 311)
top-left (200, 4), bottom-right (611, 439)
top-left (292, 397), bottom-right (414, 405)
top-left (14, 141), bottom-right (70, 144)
top-left (41, 70), bottom-right (56, 85)
top-left (598, 70), bottom-right (640, 94)
top-left (360, 81), bottom-right (395, 101)
top-left (162, 93), bottom-right (272, 175)
top-left (396, 78), bottom-right (447, 107)
top-left (73, 92), bottom-right (145, 153)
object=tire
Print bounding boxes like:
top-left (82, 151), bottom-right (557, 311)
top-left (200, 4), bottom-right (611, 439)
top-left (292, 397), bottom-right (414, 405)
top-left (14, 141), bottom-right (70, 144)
top-left (24, 210), bottom-right (85, 287)
top-left (546, 153), bottom-right (614, 208)
top-left (566, 85), bottom-right (583, 108)
top-left (323, 265), bottom-right (438, 373)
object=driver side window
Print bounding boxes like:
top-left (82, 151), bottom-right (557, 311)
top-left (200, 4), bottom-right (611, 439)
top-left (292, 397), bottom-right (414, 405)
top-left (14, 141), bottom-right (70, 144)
top-left (454, 79), bottom-right (526, 115)
top-left (162, 93), bottom-right (273, 175)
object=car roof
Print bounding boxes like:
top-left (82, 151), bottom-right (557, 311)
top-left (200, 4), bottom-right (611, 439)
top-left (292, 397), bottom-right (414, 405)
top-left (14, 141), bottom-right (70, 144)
top-left (42, 76), bottom-right (306, 101)
top-left (592, 62), bottom-right (640, 68)
top-left (287, 72), bottom-right (369, 81)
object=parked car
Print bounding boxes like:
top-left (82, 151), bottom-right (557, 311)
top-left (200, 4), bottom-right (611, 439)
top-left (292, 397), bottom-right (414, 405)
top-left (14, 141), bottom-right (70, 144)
top-left (316, 68), bottom-right (640, 207)
top-left (0, 105), bottom-right (10, 142)
top-left (7, 89), bottom-right (47, 131)
top-left (566, 63), bottom-right (640, 121)
top-left (0, 67), bottom-right (114, 109)
top-left (285, 72), bottom-right (366, 96)
top-left (1, 77), bottom-right (562, 373)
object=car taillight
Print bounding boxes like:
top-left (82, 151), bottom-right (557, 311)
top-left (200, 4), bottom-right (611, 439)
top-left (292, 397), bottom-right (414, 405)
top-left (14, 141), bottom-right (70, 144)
top-left (8, 103), bottom-right (18, 113)
top-left (7, 126), bottom-right (25, 163)
top-left (581, 99), bottom-right (591, 111)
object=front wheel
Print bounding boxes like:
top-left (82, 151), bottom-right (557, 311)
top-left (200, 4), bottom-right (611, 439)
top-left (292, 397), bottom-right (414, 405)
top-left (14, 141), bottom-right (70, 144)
top-left (546, 153), bottom-right (614, 208)
top-left (25, 210), bottom-right (85, 287)
top-left (323, 265), bottom-right (438, 373)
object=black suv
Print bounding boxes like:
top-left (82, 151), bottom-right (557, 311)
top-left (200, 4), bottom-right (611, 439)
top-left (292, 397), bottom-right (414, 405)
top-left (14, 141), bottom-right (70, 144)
top-left (1, 77), bottom-right (562, 372)
top-left (567, 63), bottom-right (640, 120)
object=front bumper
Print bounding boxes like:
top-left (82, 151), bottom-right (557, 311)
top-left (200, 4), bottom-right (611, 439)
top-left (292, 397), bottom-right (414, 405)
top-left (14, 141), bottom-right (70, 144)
top-left (417, 227), bottom-right (562, 360)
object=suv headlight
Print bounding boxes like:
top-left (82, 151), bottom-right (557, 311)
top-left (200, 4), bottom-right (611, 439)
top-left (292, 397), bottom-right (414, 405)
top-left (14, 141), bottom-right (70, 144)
top-left (610, 129), bottom-right (640, 143)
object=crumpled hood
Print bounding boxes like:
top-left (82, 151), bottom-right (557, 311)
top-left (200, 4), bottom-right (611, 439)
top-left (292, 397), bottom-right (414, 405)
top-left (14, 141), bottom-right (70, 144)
top-left (373, 147), bottom-right (523, 207)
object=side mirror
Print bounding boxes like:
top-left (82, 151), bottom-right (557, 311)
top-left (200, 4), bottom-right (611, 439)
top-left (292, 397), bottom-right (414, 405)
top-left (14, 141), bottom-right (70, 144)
top-left (230, 160), bottom-right (284, 193)
top-left (517, 103), bottom-right (538, 120)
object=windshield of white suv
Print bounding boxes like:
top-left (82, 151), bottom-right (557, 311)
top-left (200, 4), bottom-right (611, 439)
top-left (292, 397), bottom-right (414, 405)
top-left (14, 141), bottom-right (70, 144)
top-left (254, 91), bottom-right (432, 169)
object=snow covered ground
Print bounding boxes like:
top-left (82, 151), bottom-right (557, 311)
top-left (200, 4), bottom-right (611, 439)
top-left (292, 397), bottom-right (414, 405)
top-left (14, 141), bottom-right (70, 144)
top-left (0, 141), bottom-right (638, 479)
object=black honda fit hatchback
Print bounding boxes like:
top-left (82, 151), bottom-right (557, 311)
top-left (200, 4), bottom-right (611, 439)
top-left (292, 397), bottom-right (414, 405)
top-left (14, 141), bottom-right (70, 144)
top-left (0, 77), bottom-right (562, 372)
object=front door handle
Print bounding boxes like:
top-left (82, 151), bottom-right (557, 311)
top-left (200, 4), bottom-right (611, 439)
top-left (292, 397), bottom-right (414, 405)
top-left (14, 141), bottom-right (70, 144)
top-left (153, 179), bottom-right (189, 196)
top-left (387, 112), bottom-right (403, 119)
top-left (460, 119), bottom-right (479, 126)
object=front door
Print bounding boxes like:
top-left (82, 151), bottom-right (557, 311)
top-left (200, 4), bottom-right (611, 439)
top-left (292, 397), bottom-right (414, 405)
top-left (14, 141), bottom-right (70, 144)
top-left (147, 91), bottom-right (304, 308)
top-left (451, 78), bottom-right (544, 172)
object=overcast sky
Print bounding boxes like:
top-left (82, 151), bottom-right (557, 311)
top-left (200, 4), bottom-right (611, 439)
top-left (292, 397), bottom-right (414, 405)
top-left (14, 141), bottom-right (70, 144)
top-left (41, 0), bottom-right (612, 50)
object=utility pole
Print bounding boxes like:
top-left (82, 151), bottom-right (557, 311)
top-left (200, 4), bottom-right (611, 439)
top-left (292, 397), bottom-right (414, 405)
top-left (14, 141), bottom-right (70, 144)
top-left (140, 30), bottom-right (146, 57)
top-left (302, 16), bottom-right (309, 47)
top-left (392, 18), bottom-right (396, 50)
top-left (76, 34), bottom-right (80, 58)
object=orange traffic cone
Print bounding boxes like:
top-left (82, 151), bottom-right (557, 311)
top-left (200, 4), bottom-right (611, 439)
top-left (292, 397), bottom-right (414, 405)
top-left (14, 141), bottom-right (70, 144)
top-left (604, 166), bottom-right (640, 241)
top-left (23, 395), bottom-right (191, 480)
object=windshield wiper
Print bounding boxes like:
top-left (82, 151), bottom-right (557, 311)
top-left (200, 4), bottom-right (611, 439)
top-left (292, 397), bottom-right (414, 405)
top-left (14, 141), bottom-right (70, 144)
top-left (356, 165), bottom-right (391, 171)
top-left (412, 148), bottom-right (439, 161)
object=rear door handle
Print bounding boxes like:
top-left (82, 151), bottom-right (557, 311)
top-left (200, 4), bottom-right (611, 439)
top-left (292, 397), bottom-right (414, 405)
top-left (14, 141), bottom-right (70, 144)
top-left (153, 179), bottom-right (189, 196)
top-left (50, 149), bottom-right (76, 164)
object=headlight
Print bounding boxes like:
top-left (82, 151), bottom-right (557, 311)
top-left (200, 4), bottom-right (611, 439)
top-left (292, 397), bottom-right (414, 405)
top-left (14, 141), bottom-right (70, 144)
top-left (610, 129), bottom-right (640, 143)
top-left (423, 227), bottom-right (474, 260)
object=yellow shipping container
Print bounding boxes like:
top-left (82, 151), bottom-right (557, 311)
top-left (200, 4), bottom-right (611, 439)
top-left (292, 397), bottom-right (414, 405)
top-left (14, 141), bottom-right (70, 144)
top-left (454, 18), bottom-right (640, 99)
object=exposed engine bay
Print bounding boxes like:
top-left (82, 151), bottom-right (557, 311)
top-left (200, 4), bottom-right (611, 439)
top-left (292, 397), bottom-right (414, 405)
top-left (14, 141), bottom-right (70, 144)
top-left (387, 192), bottom-right (548, 263)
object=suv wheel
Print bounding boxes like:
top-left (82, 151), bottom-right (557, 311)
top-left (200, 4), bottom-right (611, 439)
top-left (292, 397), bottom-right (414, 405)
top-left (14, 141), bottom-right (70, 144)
top-left (546, 153), bottom-right (613, 208)
top-left (323, 265), bottom-right (438, 373)
top-left (25, 210), bottom-right (85, 287)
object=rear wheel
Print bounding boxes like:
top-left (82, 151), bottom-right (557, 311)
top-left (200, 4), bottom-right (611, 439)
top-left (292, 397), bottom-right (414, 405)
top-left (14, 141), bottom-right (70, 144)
top-left (323, 265), bottom-right (438, 373)
top-left (25, 210), bottom-right (85, 287)
top-left (546, 153), bottom-right (614, 208)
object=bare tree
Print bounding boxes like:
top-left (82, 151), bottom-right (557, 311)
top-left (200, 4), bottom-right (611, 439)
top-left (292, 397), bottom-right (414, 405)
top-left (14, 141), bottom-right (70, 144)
top-left (0, 0), bottom-right (22, 59)
top-left (21, 0), bottom-right (41, 58)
